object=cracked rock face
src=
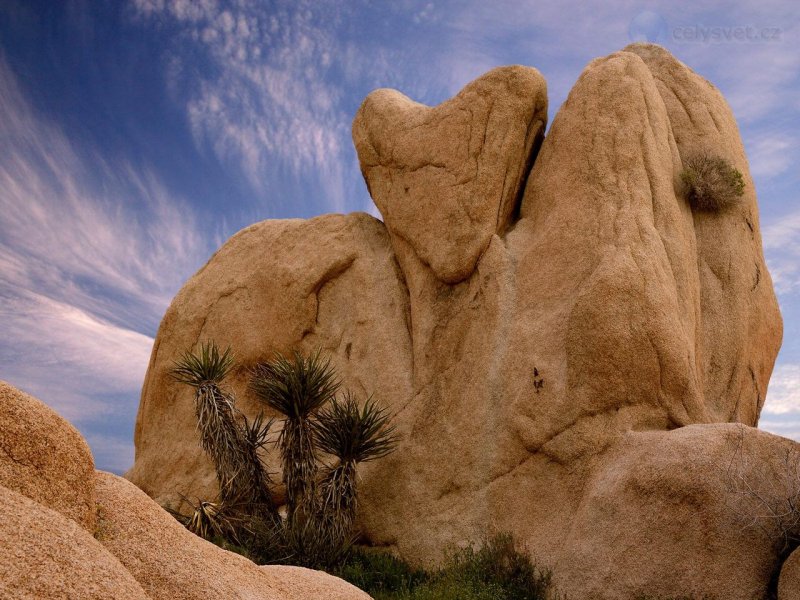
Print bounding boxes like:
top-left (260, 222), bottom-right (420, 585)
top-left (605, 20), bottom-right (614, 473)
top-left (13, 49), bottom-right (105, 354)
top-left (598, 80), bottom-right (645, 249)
top-left (128, 44), bottom-right (790, 599)
top-left (353, 65), bottom-right (547, 283)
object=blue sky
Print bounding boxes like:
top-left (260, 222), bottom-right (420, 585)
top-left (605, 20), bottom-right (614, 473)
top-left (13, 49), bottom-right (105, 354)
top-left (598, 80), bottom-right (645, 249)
top-left (0, 0), bottom-right (797, 473)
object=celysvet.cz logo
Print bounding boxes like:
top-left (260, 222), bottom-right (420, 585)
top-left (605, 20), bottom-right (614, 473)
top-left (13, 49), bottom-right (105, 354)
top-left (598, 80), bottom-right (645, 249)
top-left (673, 25), bottom-right (781, 42)
top-left (628, 11), bottom-right (782, 43)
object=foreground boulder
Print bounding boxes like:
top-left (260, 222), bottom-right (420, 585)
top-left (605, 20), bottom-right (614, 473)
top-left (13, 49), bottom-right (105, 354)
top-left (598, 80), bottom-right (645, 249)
top-left (95, 471), bottom-right (370, 600)
top-left (128, 44), bottom-right (789, 598)
top-left (0, 380), bottom-right (96, 529)
top-left (0, 484), bottom-right (150, 600)
top-left (0, 381), bottom-right (369, 599)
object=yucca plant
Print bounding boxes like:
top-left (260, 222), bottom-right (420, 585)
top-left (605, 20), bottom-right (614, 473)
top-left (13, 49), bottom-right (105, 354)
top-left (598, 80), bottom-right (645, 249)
top-left (172, 341), bottom-right (277, 521)
top-left (172, 342), bottom-right (241, 499)
top-left (314, 392), bottom-right (399, 552)
top-left (172, 341), bottom-right (399, 570)
top-left (239, 412), bottom-right (278, 515)
top-left (250, 350), bottom-right (340, 524)
top-left (182, 498), bottom-right (243, 544)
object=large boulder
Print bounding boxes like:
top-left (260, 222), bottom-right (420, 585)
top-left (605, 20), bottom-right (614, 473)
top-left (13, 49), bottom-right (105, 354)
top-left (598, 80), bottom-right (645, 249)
top-left (128, 44), bottom-right (788, 598)
top-left (0, 483), bottom-right (150, 600)
top-left (0, 380), bottom-right (96, 530)
top-left (95, 471), bottom-right (370, 600)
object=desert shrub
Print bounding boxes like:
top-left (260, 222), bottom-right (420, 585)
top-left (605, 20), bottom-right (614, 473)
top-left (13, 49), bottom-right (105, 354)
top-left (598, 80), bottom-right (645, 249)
top-left (172, 342), bottom-right (398, 570)
top-left (336, 546), bottom-right (428, 597)
top-left (337, 533), bottom-right (558, 600)
top-left (432, 533), bottom-right (555, 600)
top-left (679, 152), bottom-right (745, 212)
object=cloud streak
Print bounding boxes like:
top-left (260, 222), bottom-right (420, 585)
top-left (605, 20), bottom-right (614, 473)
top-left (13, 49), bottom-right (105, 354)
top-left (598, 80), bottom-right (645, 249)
top-left (0, 52), bottom-right (211, 472)
top-left (131, 0), bottom-right (356, 213)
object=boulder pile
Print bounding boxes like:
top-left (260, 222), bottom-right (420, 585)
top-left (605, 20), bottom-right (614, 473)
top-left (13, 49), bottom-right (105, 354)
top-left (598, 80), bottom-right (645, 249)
top-left (126, 43), bottom-right (797, 598)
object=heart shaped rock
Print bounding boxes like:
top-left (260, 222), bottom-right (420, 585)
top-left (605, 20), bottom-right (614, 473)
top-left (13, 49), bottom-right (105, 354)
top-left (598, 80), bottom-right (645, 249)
top-left (352, 66), bottom-right (547, 283)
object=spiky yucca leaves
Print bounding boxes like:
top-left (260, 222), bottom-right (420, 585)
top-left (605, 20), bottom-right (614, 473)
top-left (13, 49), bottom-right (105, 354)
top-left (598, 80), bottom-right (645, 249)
top-left (172, 341), bottom-right (235, 387)
top-left (314, 393), bottom-right (399, 463)
top-left (314, 392), bottom-right (399, 553)
top-left (172, 341), bottom-right (277, 521)
top-left (173, 343), bottom-right (242, 503)
top-left (239, 412), bottom-right (279, 516)
top-left (183, 499), bottom-right (244, 543)
top-left (250, 350), bottom-right (340, 523)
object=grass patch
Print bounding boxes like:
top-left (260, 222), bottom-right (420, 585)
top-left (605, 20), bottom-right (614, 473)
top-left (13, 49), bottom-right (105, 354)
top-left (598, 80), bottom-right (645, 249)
top-left (336, 533), bottom-right (558, 600)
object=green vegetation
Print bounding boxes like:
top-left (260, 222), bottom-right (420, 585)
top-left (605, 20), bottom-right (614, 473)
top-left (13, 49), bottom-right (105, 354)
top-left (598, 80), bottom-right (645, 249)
top-left (171, 341), bottom-right (398, 569)
top-left (337, 533), bottom-right (558, 600)
top-left (679, 152), bottom-right (745, 212)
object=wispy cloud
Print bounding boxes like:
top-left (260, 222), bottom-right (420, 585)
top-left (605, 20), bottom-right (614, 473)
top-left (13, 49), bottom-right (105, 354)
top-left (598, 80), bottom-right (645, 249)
top-left (763, 364), bottom-right (800, 416)
top-left (0, 288), bottom-right (153, 423)
top-left (130, 0), bottom-right (356, 213)
top-left (763, 210), bottom-right (800, 295)
top-left (758, 364), bottom-right (800, 441)
top-left (746, 131), bottom-right (796, 179)
top-left (0, 52), bottom-right (210, 471)
top-left (0, 58), bottom-right (208, 330)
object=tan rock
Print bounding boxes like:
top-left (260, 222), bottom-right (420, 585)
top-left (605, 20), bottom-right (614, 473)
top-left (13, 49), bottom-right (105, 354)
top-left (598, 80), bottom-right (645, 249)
top-left (128, 44), bottom-right (786, 599)
top-left (0, 380), bottom-right (96, 530)
top-left (260, 566), bottom-right (375, 600)
top-left (557, 424), bottom-right (792, 599)
top-left (127, 213), bottom-right (412, 510)
top-left (0, 482), bottom-right (149, 600)
top-left (780, 548), bottom-right (800, 600)
top-left (624, 42), bottom-right (782, 426)
top-left (95, 470), bottom-right (370, 600)
top-left (353, 65), bottom-right (547, 283)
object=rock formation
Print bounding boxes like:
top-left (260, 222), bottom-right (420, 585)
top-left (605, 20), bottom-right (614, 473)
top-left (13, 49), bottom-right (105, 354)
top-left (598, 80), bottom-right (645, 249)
top-left (127, 44), bottom-right (794, 598)
top-left (0, 380), bottom-right (368, 600)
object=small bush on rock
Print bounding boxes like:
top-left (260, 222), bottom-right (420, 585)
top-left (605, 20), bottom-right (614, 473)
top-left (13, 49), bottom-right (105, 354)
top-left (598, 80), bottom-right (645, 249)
top-left (679, 152), bottom-right (745, 212)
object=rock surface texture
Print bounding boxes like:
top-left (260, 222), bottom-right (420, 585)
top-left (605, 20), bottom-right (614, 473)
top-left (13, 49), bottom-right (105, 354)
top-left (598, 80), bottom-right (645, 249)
top-left (128, 44), bottom-right (791, 599)
top-left (779, 547), bottom-right (800, 600)
top-left (0, 381), bottom-right (368, 600)
top-left (0, 380), bottom-right (96, 530)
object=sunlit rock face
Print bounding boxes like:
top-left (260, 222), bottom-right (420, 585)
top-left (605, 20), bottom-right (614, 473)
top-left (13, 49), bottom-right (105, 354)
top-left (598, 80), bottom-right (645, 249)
top-left (128, 44), bottom-right (790, 599)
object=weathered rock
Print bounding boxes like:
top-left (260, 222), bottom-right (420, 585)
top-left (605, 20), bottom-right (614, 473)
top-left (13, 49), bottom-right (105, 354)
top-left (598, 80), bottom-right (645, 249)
top-left (95, 471), bottom-right (370, 600)
top-left (0, 482), bottom-right (150, 600)
top-left (558, 424), bottom-right (793, 599)
top-left (0, 380), bottom-right (96, 530)
top-left (127, 213), bottom-right (412, 509)
top-left (128, 44), bottom-right (787, 599)
top-left (779, 547), bottom-right (800, 600)
top-left (353, 65), bottom-right (547, 283)
top-left (624, 42), bottom-right (781, 426)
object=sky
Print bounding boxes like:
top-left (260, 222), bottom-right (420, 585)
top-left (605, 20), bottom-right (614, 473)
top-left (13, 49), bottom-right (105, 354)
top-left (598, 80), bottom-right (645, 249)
top-left (0, 0), bottom-right (798, 474)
